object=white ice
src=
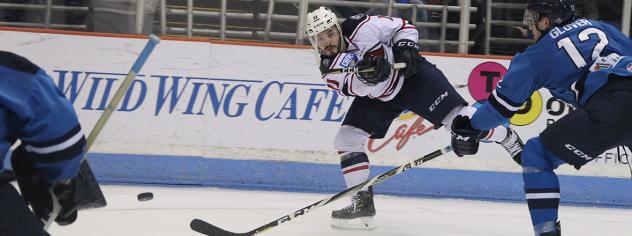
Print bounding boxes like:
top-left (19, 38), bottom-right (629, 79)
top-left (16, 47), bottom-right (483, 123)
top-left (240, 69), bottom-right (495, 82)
top-left (49, 185), bottom-right (632, 236)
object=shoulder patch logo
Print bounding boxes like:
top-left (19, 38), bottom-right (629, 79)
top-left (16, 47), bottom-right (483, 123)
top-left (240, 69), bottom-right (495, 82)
top-left (627, 62), bottom-right (632, 72)
top-left (340, 53), bottom-right (359, 68)
top-left (322, 58), bottom-right (330, 66)
top-left (349, 14), bottom-right (365, 20)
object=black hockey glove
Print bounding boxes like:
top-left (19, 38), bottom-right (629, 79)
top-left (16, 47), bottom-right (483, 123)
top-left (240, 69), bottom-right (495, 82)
top-left (356, 57), bottom-right (391, 86)
top-left (393, 39), bottom-right (420, 78)
top-left (450, 115), bottom-right (482, 157)
top-left (11, 145), bottom-right (107, 226)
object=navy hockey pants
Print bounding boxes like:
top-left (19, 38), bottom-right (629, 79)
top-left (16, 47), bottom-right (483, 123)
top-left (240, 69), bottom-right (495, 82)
top-left (0, 180), bottom-right (50, 236)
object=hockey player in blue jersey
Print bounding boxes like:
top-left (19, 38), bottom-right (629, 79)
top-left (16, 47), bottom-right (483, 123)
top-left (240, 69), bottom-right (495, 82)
top-left (0, 51), bottom-right (105, 235)
top-left (449, 0), bottom-right (632, 235)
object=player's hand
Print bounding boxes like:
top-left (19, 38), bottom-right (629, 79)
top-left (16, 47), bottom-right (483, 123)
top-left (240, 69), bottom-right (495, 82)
top-left (50, 179), bottom-right (80, 225)
top-left (11, 145), bottom-right (106, 226)
top-left (450, 115), bottom-right (482, 157)
top-left (393, 39), bottom-right (420, 78)
top-left (11, 146), bottom-right (80, 225)
top-left (356, 57), bottom-right (391, 85)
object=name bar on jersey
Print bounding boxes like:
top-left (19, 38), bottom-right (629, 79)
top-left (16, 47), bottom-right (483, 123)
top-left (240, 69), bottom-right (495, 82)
top-left (549, 19), bottom-right (593, 39)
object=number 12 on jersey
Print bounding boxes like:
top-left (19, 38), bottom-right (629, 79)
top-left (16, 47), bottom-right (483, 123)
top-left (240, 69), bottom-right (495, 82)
top-left (557, 28), bottom-right (609, 68)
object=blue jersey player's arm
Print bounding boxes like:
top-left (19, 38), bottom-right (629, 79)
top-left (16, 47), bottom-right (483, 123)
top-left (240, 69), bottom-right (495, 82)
top-left (471, 50), bottom-right (544, 131)
top-left (0, 51), bottom-right (86, 182)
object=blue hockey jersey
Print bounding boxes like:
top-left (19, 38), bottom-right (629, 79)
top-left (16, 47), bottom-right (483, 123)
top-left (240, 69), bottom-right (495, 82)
top-left (472, 19), bottom-right (632, 131)
top-left (0, 51), bottom-right (86, 181)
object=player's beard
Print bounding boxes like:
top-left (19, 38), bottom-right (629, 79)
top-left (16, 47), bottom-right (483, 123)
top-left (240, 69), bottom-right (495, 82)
top-left (323, 44), bottom-right (339, 56)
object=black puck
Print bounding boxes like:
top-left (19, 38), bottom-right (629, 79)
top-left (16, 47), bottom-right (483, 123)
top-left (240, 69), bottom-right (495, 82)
top-left (137, 192), bottom-right (153, 201)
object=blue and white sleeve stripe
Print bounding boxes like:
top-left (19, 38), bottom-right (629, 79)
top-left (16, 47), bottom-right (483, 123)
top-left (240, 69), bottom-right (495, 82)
top-left (24, 125), bottom-right (86, 163)
top-left (488, 90), bottom-right (524, 118)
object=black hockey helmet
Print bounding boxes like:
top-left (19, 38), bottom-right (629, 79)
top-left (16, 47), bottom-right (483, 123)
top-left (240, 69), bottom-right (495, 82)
top-left (523, 0), bottom-right (576, 26)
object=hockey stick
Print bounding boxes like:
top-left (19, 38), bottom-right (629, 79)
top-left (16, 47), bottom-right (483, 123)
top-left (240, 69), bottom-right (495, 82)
top-left (326, 62), bottom-right (470, 92)
top-left (327, 62), bottom-right (467, 89)
top-left (84, 34), bottom-right (161, 152)
top-left (190, 145), bottom-right (453, 236)
top-left (43, 34), bottom-right (161, 230)
top-left (453, 83), bottom-right (468, 89)
top-left (329, 62), bottom-right (406, 74)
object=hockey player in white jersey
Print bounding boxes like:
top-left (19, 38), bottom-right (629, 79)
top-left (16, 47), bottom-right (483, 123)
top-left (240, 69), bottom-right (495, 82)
top-left (305, 6), bottom-right (525, 230)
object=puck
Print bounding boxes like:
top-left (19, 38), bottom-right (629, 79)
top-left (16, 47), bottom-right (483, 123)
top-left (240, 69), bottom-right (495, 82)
top-left (137, 192), bottom-right (153, 201)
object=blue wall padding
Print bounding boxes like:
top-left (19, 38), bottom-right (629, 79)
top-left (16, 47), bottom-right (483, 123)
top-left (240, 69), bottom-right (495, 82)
top-left (88, 153), bottom-right (632, 208)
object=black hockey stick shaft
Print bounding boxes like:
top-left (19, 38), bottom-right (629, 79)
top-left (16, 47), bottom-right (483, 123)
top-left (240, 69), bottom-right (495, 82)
top-left (190, 145), bottom-right (453, 236)
top-left (329, 62), bottom-right (406, 74)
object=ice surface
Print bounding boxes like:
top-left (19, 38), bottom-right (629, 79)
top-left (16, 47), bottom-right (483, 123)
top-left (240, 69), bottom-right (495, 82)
top-left (49, 185), bottom-right (632, 236)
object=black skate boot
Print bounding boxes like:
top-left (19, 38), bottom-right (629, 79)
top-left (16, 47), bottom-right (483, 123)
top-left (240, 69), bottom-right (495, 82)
top-left (539, 221), bottom-right (561, 236)
top-left (331, 188), bottom-right (376, 230)
top-left (499, 127), bottom-right (524, 166)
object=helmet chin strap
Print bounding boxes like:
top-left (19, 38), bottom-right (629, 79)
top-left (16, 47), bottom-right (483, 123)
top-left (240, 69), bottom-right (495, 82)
top-left (532, 16), bottom-right (551, 40)
top-left (535, 24), bottom-right (548, 39)
top-left (338, 34), bottom-right (347, 53)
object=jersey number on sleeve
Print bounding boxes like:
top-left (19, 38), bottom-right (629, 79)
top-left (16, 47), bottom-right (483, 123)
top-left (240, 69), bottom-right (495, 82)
top-left (556, 28), bottom-right (609, 68)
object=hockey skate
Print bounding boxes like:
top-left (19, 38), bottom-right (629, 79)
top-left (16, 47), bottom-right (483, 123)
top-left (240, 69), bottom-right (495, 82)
top-left (331, 189), bottom-right (376, 230)
top-left (539, 221), bottom-right (561, 236)
top-left (499, 127), bottom-right (524, 165)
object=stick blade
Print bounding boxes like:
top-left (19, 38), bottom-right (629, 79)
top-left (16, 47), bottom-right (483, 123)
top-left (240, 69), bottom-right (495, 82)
top-left (190, 219), bottom-right (246, 236)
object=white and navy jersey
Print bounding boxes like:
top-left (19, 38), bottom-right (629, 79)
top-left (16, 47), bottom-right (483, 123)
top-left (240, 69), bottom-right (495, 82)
top-left (319, 14), bottom-right (418, 101)
top-left (0, 51), bottom-right (86, 181)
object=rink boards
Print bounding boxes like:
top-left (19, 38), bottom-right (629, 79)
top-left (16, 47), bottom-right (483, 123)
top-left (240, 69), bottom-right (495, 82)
top-left (1, 28), bottom-right (630, 208)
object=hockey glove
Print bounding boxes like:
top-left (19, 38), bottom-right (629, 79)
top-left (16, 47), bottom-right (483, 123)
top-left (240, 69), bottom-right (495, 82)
top-left (356, 57), bottom-right (391, 86)
top-left (450, 115), bottom-right (482, 157)
top-left (11, 145), bottom-right (107, 226)
top-left (393, 39), bottom-right (420, 78)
